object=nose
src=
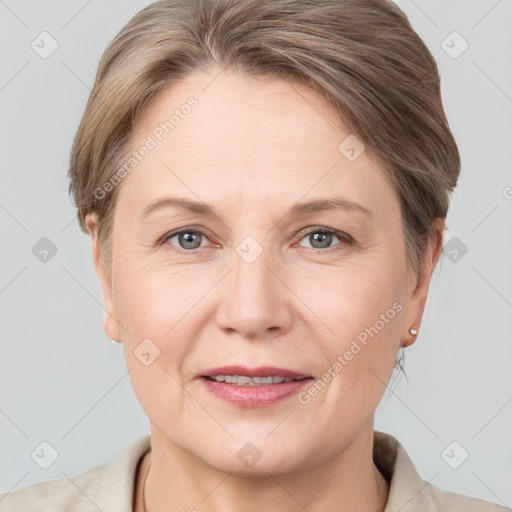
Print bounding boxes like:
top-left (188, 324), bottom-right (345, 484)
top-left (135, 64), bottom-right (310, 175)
top-left (215, 247), bottom-right (294, 340)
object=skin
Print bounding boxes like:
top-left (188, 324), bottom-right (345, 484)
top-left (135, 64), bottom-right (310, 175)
top-left (86, 68), bottom-right (444, 512)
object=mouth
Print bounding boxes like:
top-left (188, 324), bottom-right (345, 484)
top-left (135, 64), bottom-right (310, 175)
top-left (198, 366), bottom-right (314, 407)
top-left (199, 365), bottom-right (314, 387)
top-left (202, 375), bottom-right (313, 386)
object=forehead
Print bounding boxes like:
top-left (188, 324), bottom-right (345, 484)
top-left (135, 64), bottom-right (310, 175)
top-left (118, 69), bottom-right (399, 220)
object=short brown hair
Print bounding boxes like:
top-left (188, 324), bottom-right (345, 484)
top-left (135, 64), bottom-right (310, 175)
top-left (68, 0), bottom-right (460, 274)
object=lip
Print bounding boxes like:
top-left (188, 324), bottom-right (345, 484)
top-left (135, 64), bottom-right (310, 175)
top-left (198, 365), bottom-right (311, 380)
top-left (197, 366), bottom-right (313, 408)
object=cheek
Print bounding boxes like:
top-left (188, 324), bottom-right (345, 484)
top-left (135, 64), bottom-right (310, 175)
top-left (295, 253), bottom-right (404, 338)
top-left (113, 257), bottom-right (205, 335)
top-left (299, 257), bottom-right (404, 396)
top-left (114, 267), bottom-right (201, 427)
top-left (112, 262), bottom-right (204, 381)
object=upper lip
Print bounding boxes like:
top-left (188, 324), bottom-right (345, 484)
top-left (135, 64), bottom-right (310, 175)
top-left (199, 366), bottom-right (312, 380)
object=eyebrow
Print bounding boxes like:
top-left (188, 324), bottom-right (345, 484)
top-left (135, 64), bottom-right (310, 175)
top-left (140, 196), bottom-right (372, 219)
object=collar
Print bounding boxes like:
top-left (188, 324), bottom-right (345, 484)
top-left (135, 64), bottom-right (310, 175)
top-left (373, 430), bottom-right (437, 511)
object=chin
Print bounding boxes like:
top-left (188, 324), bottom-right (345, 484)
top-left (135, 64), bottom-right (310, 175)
top-left (196, 437), bottom-right (306, 477)
top-left (209, 452), bottom-right (299, 478)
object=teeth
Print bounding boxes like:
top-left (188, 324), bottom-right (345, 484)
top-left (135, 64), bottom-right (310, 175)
top-left (255, 377), bottom-right (276, 384)
top-left (209, 375), bottom-right (295, 386)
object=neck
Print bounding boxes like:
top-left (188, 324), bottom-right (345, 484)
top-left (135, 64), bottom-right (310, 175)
top-left (137, 422), bottom-right (389, 512)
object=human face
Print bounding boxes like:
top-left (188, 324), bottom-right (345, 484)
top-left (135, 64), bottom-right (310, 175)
top-left (90, 68), bottom-right (435, 475)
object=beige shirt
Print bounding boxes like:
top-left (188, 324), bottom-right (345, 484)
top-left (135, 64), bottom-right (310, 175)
top-left (0, 431), bottom-right (507, 511)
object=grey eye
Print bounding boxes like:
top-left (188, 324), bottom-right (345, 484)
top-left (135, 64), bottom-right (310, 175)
top-left (166, 230), bottom-right (206, 250)
top-left (308, 231), bottom-right (334, 249)
top-left (297, 228), bottom-right (345, 250)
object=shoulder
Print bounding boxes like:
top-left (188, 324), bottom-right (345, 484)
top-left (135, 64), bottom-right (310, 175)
top-left (373, 431), bottom-right (508, 512)
top-left (0, 463), bottom-right (107, 512)
top-left (0, 434), bottom-right (151, 512)
top-left (425, 484), bottom-right (509, 512)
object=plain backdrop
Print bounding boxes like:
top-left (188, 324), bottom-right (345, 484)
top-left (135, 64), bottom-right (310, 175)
top-left (1, 0), bottom-right (511, 507)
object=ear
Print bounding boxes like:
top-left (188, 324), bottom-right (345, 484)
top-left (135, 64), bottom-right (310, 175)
top-left (400, 217), bottom-right (445, 348)
top-left (85, 212), bottom-right (122, 342)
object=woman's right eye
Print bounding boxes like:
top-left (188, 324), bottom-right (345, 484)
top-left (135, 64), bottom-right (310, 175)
top-left (161, 228), bottom-right (210, 251)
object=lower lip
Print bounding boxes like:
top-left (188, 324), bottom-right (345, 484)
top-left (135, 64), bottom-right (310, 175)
top-left (200, 378), bottom-right (312, 407)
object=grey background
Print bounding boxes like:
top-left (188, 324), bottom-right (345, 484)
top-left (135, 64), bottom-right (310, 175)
top-left (1, 0), bottom-right (511, 506)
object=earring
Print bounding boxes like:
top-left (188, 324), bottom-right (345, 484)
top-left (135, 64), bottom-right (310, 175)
top-left (408, 326), bottom-right (419, 336)
top-left (111, 339), bottom-right (122, 344)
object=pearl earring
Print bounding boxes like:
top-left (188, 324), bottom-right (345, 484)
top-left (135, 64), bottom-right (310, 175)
top-left (408, 326), bottom-right (418, 336)
top-left (111, 339), bottom-right (122, 344)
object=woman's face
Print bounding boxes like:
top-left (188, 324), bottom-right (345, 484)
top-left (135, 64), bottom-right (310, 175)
top-left (89, 69), bottom-right (439, 475)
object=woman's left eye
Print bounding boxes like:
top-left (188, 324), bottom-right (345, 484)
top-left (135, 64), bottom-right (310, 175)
top-left (160, 226), bottom-right (352, 252)
top-left (295, 227), bottom-right (352, 251)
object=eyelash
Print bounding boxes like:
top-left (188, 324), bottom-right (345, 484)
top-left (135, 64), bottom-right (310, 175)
top-left (158, 226), bottom-right (354, 254)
